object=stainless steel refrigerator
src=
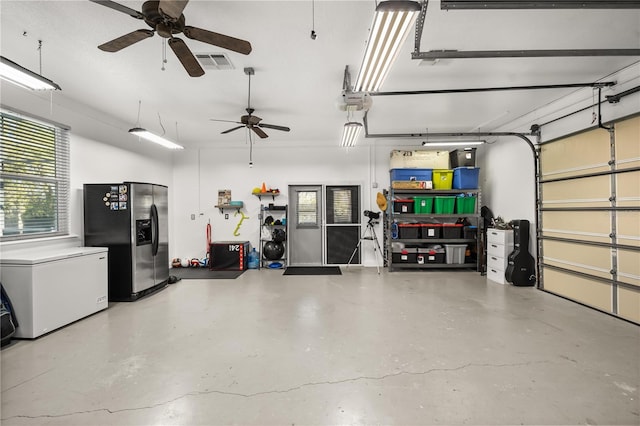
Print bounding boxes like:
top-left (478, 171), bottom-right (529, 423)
top-left (83, 182), bottom-right (169, 301)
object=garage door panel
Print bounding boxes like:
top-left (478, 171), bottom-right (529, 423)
top-left (615, 116), bottom-right (640, 170)
top-left (616, 171), bottom-right (640, 208)
top-left (618, 249), bottom-right (640, 287)
top-left (543, 269), bottom-right (612, 312)
top-left (541, 175), bottom-right (610, 208)
top-left (542, 240), bottom-right (611, 279)
top-left (542, 211), bottom-right (611, 243)
top-left (541, 130), bottom-right (610, 178)
top-left (618, 286), bottom-right (640, 323)
top-left (617, 212), bottom-right (640, 247)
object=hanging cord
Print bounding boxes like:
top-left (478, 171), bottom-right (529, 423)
top-left (249, 126), bottom-right (254, 167)
top-left (161, 39), bottom-right (167, 71)
top-left (135, 100), bottom-right (142, 127)
top-left (157, 113), bottom-right (166, 136)
top-left (310, 0), bottom-right (317, 39)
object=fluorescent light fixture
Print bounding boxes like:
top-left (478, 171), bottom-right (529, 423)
top-left (129, 127), bottom-right (184, 150)
top-left (0, 56), bottom-right (61, 91)
top-left (422, 141), bottom-right (485, 147)
top-left (353, 1), bottom-right (421, 92)
top-left (340, 122), bottom-right (363, 147)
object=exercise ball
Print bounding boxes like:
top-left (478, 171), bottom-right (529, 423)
top-left (272, 228), bottom-right (286, 243)
top-left (263, 241), bottom-right (285, 260)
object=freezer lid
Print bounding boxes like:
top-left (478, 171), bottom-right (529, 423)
top-left (0, 246), bottom-right (108, 265)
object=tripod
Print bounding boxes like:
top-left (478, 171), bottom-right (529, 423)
top-left (347, 218), bottom-right (384, 274)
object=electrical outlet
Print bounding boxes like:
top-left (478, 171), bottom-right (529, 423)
top-left (190, 214), bottom-right (195, 220)
top-left (225, 213), bottom-right (229, 219)
top-left (372, 182), bottom-right (378, 188)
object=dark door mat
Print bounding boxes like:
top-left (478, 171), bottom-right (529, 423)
top-left (170, 268), bottom-right (245, 279)
top-left (283, 266), bottom-right (342, 276)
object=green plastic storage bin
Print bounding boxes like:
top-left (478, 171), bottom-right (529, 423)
top-left (434, 196), bottom-right (455, 214)
top-left (455, 196), bottom-right (476, 214)
top-left (414, 196), bottom-right (433, 214)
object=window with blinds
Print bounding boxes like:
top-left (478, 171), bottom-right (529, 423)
top-left (0, 110), bottom-right (70, 240)
top-left (296, 191), bottom-right (318, 226)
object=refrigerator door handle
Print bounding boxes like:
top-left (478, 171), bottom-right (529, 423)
top-left (151, 203), bottom-right (159, 256)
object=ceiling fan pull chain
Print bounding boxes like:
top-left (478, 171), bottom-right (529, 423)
top-left (161, 39), bottom-right (168, 71)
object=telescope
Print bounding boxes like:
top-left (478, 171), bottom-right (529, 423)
top-left (364, 210), bottom-right (380, 220)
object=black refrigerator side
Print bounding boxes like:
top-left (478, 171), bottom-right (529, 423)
top-left (83, 183), bottom-right (133, 301)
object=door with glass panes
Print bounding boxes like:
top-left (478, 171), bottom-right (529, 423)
top-left (287, 185), bottom-right (361, 266)
top-left (325, 185), bottom-right (360, 264)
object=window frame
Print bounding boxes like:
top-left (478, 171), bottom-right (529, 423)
top-left (0, 108), bottom-right (70, 241)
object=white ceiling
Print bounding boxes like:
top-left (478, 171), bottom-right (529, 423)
top-left (1, 1), bottom-right (639, 150)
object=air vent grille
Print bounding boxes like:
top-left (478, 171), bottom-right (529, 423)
top-left (195, 53), bottom-right (234, 70)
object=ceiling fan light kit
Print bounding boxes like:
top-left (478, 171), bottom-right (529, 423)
top-left (353, 1), bottom-right (421, 92)
top-left (341, 122), bottom-right (363, 147)
top-left (129, 127), bottom-right (184, 150)
top-left (0, 55), bottom-right (61, 91)
top-left (91, 0), bottom-right (252, 77)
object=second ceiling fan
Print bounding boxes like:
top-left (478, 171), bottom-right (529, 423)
top-left (211, 67), bottom-right (291, 139)
top-left (90, 0), bottom-right (252, 77)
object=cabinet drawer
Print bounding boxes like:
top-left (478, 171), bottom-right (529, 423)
top-left (487, 254), bottom-right (508, 271)
top-left (487, 229), bottom-right (513, 245)
top-left (487, 267), bottom-right (507, 284)
top-left (487, 242), bottom-right (512, 258)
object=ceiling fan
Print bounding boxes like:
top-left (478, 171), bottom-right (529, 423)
top-left (89, 0), bottom-right (252, 77)
top-left (211, 67), bottom-right (291, 139)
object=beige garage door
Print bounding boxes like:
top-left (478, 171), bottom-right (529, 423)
top-left (539, 115), bottom-right (640, 324)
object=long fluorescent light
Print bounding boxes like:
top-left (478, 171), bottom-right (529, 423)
top-left (422, 141), bottom-right (485, 147)
top-left (129, 127), bottom-right (184, 150)
top-left (340, 122), bottom-right (363, 147)
top-left (353, 1), bottom-right (421, 93)
top-left (0, 56), bottom-right (61, 91)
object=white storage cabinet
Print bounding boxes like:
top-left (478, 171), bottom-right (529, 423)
top-left (486, 228), bottom-right (514, 285)
top-left (0, 246), bottom-right (108, 338)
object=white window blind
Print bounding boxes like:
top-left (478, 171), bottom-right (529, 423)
top-left (0, 110), bottom-right (70, 240)
top-left (331, 189), bottom-right (352, 223)
top-left (297, 191), bottom-right (318, 226)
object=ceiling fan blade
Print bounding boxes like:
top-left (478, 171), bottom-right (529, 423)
top-left (210, 119), bottom-right (242, 124)
top-left (89, 0), bottom-right (144, 19)
top-left (159, 0), bottom-right (189, 21)
top-left (168, 38), bottom-right (204, 77)
top-left (258, 123), bottom-right (291, 132)
top-left (251, 127), bottom-right (269, 139)
top-left (183, 26), bottom-right (252, 55)
top-left (98, 29), bottom-right (154, 52)
top-left (221, 125), bottom-right (245, 134)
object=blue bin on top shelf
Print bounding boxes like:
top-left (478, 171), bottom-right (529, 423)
top-left (453, 167), bottom-right (480, 189)
top-left (390, 168), bottom-right (433, 182)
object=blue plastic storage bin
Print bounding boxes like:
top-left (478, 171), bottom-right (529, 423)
top-left (453, 167), bottom-right (480, 189)
top-left (390, 168), bottom-right (433, 181)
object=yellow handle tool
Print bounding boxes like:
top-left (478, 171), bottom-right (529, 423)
top-left (233, 210), bottom-right (249, 236)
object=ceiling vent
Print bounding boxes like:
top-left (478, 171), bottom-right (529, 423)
top-left (195, 53), bottom-right (234, 70)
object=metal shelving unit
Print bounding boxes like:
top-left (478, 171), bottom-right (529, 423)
top-left (387, 188), bottom-right (482, 272)
top-left (258, 204), bottom-right (288, 269)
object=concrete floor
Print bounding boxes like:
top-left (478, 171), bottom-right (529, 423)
top-left (1, 268), bottom-right (639, 425)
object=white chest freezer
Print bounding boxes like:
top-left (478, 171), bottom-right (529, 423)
top-left (0, 245), bottom-right (108, 338)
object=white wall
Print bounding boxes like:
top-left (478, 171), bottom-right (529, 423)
top-left (171, 143), bottom-right (383, 265)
